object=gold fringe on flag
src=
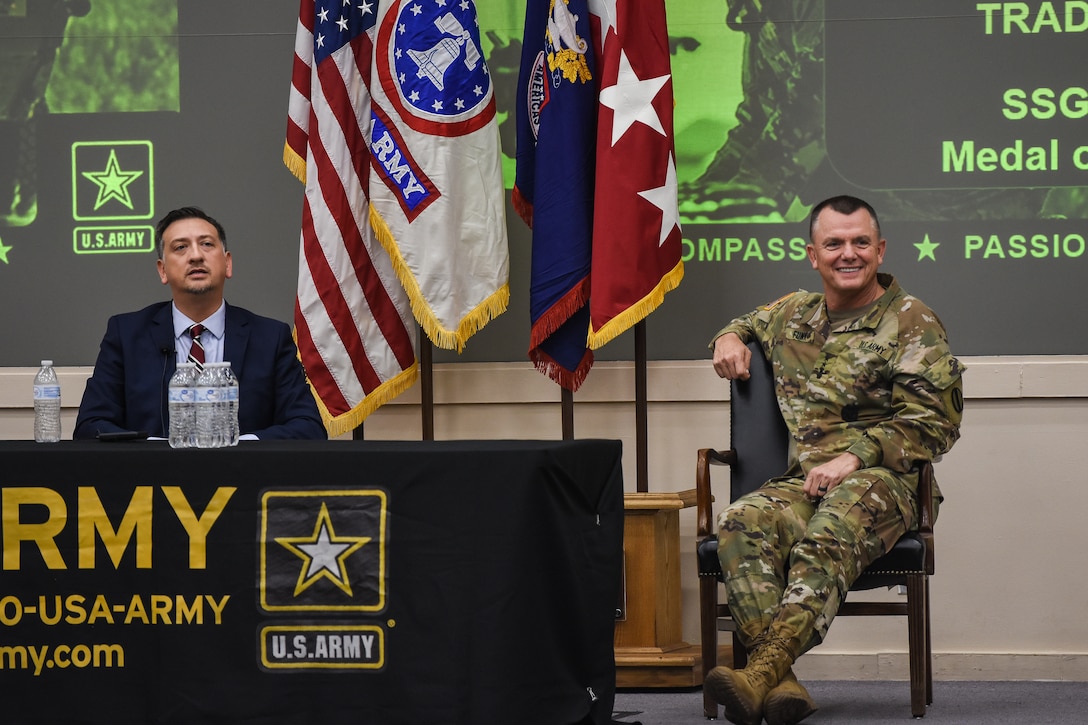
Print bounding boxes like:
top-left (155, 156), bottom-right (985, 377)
top-left (587, 260), bottom-right (685, 350)
top-left (282, 142), bottom-right (307, 185)
top-left (369, 207), bottom-right (509, 353)
top-left (310, 362), bottom-right (419, 439)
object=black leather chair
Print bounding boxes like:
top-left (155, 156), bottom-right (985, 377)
top-left (696, 342), bottom-right (936, 719)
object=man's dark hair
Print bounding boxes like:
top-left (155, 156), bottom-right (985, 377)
top-left (155, 206), bottom-right (228, 258)
top-left (808, 195), bottom-right (880, 240)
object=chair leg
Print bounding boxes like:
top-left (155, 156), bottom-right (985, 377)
top-left (906, 573), bottom-right (929, 718)
top-left (699, 576), bottom-right (720, 719)
top-left (924, 575), bottom-right (934, 705)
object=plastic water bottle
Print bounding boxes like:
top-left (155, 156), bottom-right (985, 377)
top-left (168, 362), bottom-right (199, 448)
top-left (194, 363), bottom-right (222, 448)
top-left (221, 362), bottom-right (239, 446)
top-left (33, 360), bottom-right (61, 443)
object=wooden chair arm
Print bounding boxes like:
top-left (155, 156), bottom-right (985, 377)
top-left (916, 460), bottom-right (935, 534)
top-left (696, 447), bottom-right (736, 537)
top-left (916, 459), bottom-right (937, 574)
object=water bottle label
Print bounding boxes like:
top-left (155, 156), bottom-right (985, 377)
top-left (168, 387), bottom-right (197, 403)
top-left (194, 387), bottom-right (219, 403)
top-left (224, 387), bottom-right (239, 402)
top-left (34, 385), bottom-right (61, 400)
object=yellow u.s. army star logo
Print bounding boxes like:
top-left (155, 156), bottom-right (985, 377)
top-left (260, 489), bottom-right (387, 613)
top-left (275, 502), bottom-right (371, 597)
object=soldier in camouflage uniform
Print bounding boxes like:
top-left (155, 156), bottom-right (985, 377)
top-left (704, 196), bottom-right (964, 725)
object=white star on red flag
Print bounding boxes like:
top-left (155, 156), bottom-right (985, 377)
top-left (587, 0), bottom-right (618, 52)
top-left (598, 49), bottom-right (669, 146)
top-left (637, 153), bottom-right (680, 247)
top-left (587, 0), bottom-right (683, 350)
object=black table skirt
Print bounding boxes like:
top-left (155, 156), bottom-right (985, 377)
top-left (0, 439), bottom-right (624, 725)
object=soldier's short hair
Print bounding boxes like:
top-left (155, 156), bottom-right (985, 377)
top-left (809, 195), bottom-right (880, 240)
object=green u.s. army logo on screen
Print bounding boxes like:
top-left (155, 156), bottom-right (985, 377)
top-left (259, 489), bottom-right (387, 613)
top-left (72, 140), bottom-right (154, 221)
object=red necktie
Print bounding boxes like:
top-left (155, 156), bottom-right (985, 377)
top-left (188, 324), bottom-right (205, 370)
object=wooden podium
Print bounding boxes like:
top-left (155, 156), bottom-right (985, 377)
top-left (614, 489), bottom-right (707, 688)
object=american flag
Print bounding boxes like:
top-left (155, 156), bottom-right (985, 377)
top-left (285, 0), bottom-right (418, 436)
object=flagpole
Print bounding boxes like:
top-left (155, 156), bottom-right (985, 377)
top-left (561, 387), bottom-right (574, 440)
top-left (634, 320), bottom-right (648, 493)
top-left (420, 327), bottom-right (434, 441)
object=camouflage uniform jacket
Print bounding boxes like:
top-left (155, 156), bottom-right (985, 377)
top-left (714, 273), bottom-right (964, 513)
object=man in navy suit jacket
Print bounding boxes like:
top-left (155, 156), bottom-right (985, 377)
top-left (75, 207), bottom-right (326, 440)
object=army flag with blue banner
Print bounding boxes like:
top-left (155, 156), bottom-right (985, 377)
top-left (366, 0), bottom-right (510, 352)
top-left (514, 0), bottom-right (599, 391)
top-left (285, 0), bottom-right (418, 436)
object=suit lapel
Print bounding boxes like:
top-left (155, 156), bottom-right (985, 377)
top-left (223, 303), bottom-right (250, 368)
top-left (150, 303), bottom-right (177, 437)
top-left (150, 302), bottom-right (176, 368)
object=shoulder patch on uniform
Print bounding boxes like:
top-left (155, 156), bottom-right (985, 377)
top-left (759, 291), bottom-right (800, 312)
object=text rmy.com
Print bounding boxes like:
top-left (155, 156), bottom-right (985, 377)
top-left (0, 642), bottom-right (124, 675)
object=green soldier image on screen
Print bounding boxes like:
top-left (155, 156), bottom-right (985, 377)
top-left (480, 0), bottom-right (1088, 224)
top-left (0, 0), bottom-right (1085, 365)
top-left (0, 0), bottom-right (178, 228)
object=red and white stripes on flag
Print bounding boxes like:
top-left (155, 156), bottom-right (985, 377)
top-left (285, 0), bottom-right (417, 437)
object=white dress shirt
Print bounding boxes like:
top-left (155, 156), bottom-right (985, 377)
top-left (171, 301), bottom-right (226, 365)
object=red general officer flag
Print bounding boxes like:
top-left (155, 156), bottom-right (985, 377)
top-left (587, 0), bottom-right (683, 349)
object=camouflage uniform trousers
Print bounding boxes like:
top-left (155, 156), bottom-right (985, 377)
top-left (717, 467), bottom-right (918, 658)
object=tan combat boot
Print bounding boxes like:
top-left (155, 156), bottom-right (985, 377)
top-left (703, 638), bottom-right (794, 725)
top-left (763, 668), bottom-right (817, 725)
